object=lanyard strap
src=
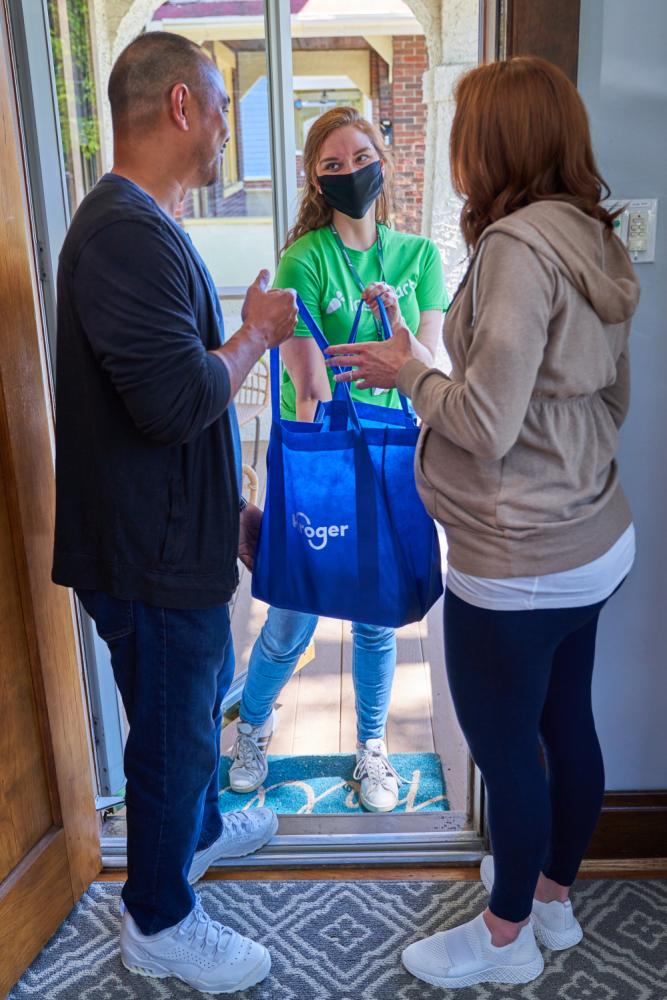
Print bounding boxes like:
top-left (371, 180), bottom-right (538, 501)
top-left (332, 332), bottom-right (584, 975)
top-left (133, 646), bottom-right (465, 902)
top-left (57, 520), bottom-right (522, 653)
top-left (329, 223), bottom-right (389, 344)
top-left (329, 223), bottom-right (386, 295)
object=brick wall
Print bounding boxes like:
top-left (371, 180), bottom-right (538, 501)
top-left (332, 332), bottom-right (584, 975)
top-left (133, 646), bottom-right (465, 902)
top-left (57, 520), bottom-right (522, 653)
top-left (370, 50), bottom-right (392, 128)
top-left (390, 35), bottom-right (428, 235)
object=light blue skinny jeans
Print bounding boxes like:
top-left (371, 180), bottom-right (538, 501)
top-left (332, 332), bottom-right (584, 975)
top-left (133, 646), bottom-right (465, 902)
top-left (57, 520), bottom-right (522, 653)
top-left (240, 606), bottom-right (396, 743)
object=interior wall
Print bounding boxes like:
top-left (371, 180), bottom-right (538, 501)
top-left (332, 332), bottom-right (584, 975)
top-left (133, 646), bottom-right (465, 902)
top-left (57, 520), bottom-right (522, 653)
top-left (578, 0), bottom-right (667, 789)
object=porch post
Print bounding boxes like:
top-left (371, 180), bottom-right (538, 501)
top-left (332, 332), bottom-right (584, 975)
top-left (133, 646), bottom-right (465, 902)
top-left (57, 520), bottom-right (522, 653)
top-left (420, 0), bottom-right (479, 295)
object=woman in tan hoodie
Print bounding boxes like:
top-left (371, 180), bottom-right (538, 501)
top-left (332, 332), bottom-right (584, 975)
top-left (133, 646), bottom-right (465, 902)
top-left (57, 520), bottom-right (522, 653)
top-left (327, 57), bottom-right (640, 990)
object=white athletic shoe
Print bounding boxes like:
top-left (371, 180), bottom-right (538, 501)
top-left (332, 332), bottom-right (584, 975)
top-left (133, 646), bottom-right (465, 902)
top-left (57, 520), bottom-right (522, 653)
top-left (189, 807), bottom-right (278, 883)
top-left (480, 854), bottom-right (584, 950)
top-left (229, 712), bottom-right (275, 793)
top-left (401, 912), bottom-right (544, 989)
top-left (120, 898), bottom-right (271, 994)
top-left (354, 738), bottom-right (401, 813)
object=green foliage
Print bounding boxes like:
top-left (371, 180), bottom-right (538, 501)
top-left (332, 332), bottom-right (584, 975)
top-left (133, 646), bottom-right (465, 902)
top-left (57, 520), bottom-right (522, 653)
top-left (48, 0), bottom-right (101, 164)
top-left (48, 4), bottom-right (72, 161)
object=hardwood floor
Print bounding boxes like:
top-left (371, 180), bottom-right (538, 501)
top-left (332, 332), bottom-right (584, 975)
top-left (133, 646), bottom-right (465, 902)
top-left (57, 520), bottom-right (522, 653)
top-left (97, 859), bottom-right (667, 883)
top-left (224, 597), bottom-right (442, 757)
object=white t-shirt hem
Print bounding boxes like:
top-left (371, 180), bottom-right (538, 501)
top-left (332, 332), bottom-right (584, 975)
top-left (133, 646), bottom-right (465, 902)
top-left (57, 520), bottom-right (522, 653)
top-left (446, 524), bottom-right (636, 612)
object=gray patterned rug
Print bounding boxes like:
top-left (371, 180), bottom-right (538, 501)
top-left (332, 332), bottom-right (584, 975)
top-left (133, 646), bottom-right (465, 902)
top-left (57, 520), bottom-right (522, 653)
top-left (9, 879), bottom-right (667, 999)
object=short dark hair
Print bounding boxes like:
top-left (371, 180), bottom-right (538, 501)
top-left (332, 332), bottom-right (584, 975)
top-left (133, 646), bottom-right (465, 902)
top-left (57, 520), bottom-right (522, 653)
top-left (108, 31), bottom-right (221, 132)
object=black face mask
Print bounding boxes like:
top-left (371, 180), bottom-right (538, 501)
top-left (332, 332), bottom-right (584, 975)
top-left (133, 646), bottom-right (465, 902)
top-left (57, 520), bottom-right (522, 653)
top-left (317, 160), bottom-right (384, 220)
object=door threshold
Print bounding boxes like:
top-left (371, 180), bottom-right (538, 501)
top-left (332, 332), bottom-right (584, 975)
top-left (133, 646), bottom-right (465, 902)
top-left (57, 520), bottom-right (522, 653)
top-left (101, 828), bottom-right (484, 869)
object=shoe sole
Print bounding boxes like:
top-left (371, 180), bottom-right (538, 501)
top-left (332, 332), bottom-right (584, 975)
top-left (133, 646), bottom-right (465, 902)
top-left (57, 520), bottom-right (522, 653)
top-left (480, 856), bottom-right (583, 952)
top-left (122, 949), bottom-right (271, 994)
top-left (229, 769), bottom-right (268, 794)
top-left (401, 950), bottom-right (544, 988)
top-left (532, 918), bottom-right (583, 951)
top-left (188, 812), bottom-right (279, 884)
top-left (360, 798), bottom-right (398, 813)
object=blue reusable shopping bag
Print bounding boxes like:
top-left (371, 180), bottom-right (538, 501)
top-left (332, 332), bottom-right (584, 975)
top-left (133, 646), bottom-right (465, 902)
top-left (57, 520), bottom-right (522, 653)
top-left (251, 296), bottom-right (443, 628)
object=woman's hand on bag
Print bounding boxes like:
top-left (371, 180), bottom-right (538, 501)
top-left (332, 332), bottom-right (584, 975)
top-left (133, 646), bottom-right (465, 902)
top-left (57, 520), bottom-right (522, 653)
top-left (238, 502), bottom-right (262, 571)
top-left (325, 323), bottom-right (414, 390)
top-left (363, 283), bottom-right (402, 327)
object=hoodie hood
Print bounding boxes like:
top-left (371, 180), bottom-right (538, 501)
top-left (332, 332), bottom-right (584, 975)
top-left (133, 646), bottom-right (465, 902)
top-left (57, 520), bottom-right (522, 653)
top-left (481, 200), bottom-right (640, 324)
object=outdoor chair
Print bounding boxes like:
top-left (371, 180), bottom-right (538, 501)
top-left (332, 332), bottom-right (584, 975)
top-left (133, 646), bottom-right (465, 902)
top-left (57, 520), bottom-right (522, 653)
top-left (242, 463), bottom-right (259, 507)
top-left (237, 356), bottom-right (269, 468)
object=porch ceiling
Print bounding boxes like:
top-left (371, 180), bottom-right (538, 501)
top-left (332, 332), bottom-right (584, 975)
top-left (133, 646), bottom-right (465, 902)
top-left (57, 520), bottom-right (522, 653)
top-left (150, 0), bottom-right (423, 41)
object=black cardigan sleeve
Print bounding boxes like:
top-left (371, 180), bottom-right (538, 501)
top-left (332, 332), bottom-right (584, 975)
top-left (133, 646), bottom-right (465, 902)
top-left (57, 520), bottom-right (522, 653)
top-left (72, 218), bottom-right (231, 446)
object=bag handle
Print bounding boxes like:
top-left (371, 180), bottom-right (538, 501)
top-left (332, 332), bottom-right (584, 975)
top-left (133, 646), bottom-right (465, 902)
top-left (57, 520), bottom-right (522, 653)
top-left (271, 294), bottom-right (414, 429)
top-left (297, 294), bottom-right (415, 427)
top-left (373, 297), bottom-right (414, 425)
top-left (296, 294), bottom-right (360, 372)
top-left (270, 298), bottom-right (361, 430)
top-left (292, 295), bottom-right (363, 430)
top-left (343, 295), bottom-right (413, 425)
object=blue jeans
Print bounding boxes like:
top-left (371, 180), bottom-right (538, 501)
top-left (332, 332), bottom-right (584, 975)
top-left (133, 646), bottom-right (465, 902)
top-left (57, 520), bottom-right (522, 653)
top-left (77, 589), bottom-right (234, 936)
top-left (240, 606), bottom-right (396, 743)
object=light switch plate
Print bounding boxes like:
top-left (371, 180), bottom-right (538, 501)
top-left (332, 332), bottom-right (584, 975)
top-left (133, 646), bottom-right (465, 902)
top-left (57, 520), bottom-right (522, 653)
top-left (604, 198), bottom-right (658, 263)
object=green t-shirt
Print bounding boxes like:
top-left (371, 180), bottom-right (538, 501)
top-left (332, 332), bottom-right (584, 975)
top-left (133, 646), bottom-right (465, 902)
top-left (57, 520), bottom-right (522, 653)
top-left (273, 224), bottom-right (448, 419)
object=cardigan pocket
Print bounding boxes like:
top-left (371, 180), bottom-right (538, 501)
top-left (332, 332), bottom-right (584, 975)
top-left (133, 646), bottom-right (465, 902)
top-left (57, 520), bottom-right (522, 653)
top-left (160, 475), bottom-right (189, 566)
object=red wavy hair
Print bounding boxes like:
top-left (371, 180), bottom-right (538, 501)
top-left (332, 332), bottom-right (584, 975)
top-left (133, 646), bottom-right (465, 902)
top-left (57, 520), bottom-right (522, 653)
top-left (450, 57), bottom-right (618, 248)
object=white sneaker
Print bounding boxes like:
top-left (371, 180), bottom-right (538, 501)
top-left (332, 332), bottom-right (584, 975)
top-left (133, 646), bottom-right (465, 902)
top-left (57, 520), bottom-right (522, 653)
top-left (480, 854), bottom-right (583, 950)
top-left (189, 807), bottom-right (278, 883)
top-left (120, 898), bottom-right (271, 994)
top-left (401, 912), bottom-right (544, 989)
top-left (353, 738), bottom-right (401, 813)
top-left (229, 712), bottom-right (275, 793)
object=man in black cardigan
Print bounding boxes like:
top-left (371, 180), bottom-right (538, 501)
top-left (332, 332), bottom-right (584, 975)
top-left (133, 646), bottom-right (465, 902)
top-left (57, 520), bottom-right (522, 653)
top-left (52, 31), bottom-right (296, 994)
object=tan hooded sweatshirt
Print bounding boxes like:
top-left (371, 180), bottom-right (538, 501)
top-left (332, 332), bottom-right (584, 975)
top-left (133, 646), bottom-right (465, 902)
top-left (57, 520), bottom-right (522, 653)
top-left (397, 200), bottom-right (641, 578)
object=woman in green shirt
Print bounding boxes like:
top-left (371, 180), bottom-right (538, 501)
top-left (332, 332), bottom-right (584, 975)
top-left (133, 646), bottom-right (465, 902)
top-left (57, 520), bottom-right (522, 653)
top-left (229, 107), bottom-right (448, 812)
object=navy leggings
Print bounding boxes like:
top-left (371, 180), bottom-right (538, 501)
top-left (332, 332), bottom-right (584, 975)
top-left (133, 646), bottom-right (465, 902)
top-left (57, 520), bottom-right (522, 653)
top-left (444, 587), bottom-right (609, 922)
